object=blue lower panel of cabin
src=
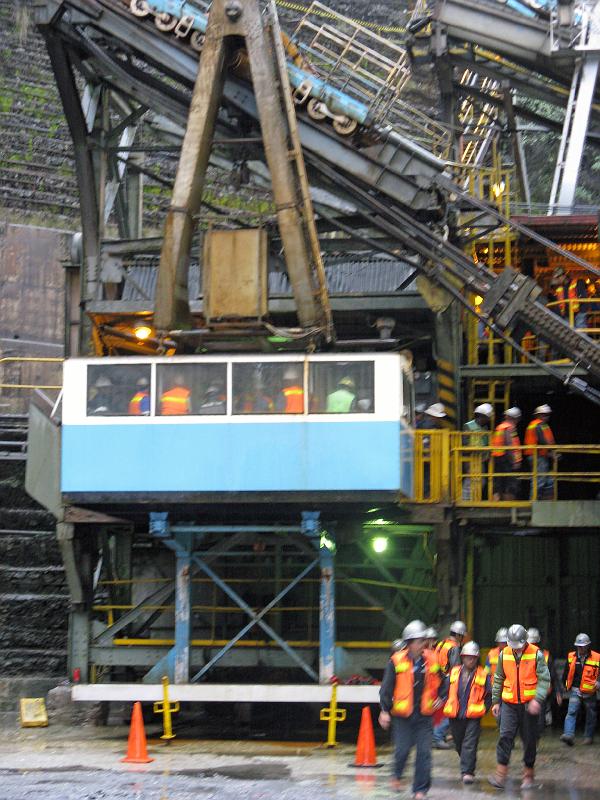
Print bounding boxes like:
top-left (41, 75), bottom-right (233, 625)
top-left (62, 421), bottom-right (413, 495)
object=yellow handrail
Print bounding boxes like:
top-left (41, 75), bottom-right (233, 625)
top-left (0, 357), bottom-right (63, 391)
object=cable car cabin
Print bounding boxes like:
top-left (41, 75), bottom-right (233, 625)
top-left (60, 353), bottom-right (414, 503)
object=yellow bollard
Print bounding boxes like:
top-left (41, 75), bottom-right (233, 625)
top-left (153, 675), bottom-right (180, 741)
top-left (319, 684), bottom-right (346, 748)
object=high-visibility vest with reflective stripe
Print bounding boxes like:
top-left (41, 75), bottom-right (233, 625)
top-left (443, 665), bottom-right (488, 719)
top-left (568, 280), bottom-right (584, 314)
top-left (282, 385), bottom-right (304, 413)
top-left (501, 644), bottom-right (539, 704)
top-left (435, 638), bottom-right (457, 674)
top-left (128, 391), bottom-right (149, 416)
top-left (486, 646), bottom-right (500, 679)
top-left (492, 422), bottom-right (522, 466)
top-left (391, 648), bottom-right (441, 717)
top-left (160, 386), bottom-right (191, 415)
top-left (566, 650), bottom-right (600, 695)
top-left (524, 419), bottom-right (555, 457)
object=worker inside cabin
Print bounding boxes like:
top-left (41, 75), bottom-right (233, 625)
top-left (309, 361), bottom-right (374, 414)
top-left (87, 364), bottom-right (151, 416)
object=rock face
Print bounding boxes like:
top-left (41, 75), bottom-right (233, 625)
top-left (0, 461), bottom-right (68, 681)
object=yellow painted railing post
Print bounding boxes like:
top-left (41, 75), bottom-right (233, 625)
top-left (319, 683), bottom-right (346, 748)
top-left (153, 675), bottom-right (179, 741)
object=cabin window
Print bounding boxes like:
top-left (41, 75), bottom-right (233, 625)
top-left (87, 364), bottom-right (151, 417)
top-left (232, 362), bottom-right (304, 414)
top-left (156, 363), bottom-right (227, 416)
top-left (308, 361), bottom-right (374, 413)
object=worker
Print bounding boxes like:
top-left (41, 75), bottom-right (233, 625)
top-left (326, 376), bottom-right (357, 413)
top-left (88, 375), bottom-right (114, 415)
top-left (415, 402), bottom-right (427, 429)
top-left (433, 620), bottom-right (467, 749)
top-left (378, 619), bottom-right (446, 800)
top-left (568, 273), bottom-right (590, 330)
top-left (491, 407), bottom-right (522, 501)
top-left (485, 627), bottom-right (508, 681)
top-left (559, 632), bottom-right (600, 746)
top-left (425, 626), bottom-right (439, 653)
top-left (128, 376), bottom-right (150, 416)
top-left (159, 372), bottom-right (191, 415)
top-left (443, 641), bottom-right (492, 785)
top-left (199, 383), bottom-right (226, 415)
top-left (524, 404), bottom-right (556, 500)
top-left (488, 623), bottom-right (550, 790)
top-left (423, 402), bottom-right (446, 429)
top-left (276, 367), bottom-right (304, 413)
top-left (462, 402), bottom-right (493, 500)
top-left (527, 627), bottom-right (559, 737)
top-left (549, 267), bottom-right (568, 318)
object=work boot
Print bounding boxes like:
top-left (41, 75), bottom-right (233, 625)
top-left (462, 774), bottom-right (475, 784)
top-left (433, 740), bottom-right (451, 750)
top-left (560, 734), bottom-right (574, 746)
top-left (521, 767), bottom-right (535, 790)
top-left (488, 764), bottom-right (508, 789)
top-left (582, 738), bottom-right (593, 745)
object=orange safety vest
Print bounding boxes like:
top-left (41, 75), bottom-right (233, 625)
top-left (436, 638), bottom-right (458, 674)
top-left (487, 646), bottom-right (501, 679)
top-left (568, 279), bottom-right (584, 314)
top-left (391, 648), bottom-right (441, 717)
top-left (282, 385), bottom-right (304, 413)
top-left (500, 644), bottom-right (539, 704)
top-left (524, 418), bottom-right (555, 457)
top-left (443, 665), bottom-right (488, 719)
top-left (492, 422), bottom-right (522, 466)
top-left (554, 285), bottom-right (567, 316)
top-left (128, 391), bottom-right (149, 416)
top-left (160, 386), bottom-right (191, 415)
top-left (565, 650), bottom-right (600, 695)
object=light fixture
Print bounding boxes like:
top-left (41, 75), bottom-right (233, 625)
top-left (134, 324), bottom-right (153, 341)
top-left (372, 536), bottom-right (389, 554)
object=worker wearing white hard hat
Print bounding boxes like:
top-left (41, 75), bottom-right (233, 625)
top-left (442, 641), bottom-right (492, 784)
top-left (491, 408), bottom-right (522, 501)
top-left (424, 402), bottom-right (446, 423)
top-left (489, 624), bottom-right (551, 791)
top-left (433, 621), bottom-right (469, 748)
top-left (378, 620), bottom-right (447, 799)
top-left (463, 404), bottom-right (493, 501)
top-left (560, 633), bottom-right (600, 747)
top-left (276, 366), bottom-right (304, 414)
top-left (88, 374), bottom-right (114, 416)
top-left (525, 404), bottom-right (556, 500)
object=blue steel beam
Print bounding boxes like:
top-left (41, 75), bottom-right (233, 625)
top-left (190, 555), bottom-right (319, 682)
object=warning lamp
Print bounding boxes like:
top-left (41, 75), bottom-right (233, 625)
top-left (372, 536), bottom-right (389, 554)
top-left (134, 324), bottom-right (153, 341)
top-left (72, 668), bottom-right (81, 684)
top-left (492, 180), bottom-right (505, 199)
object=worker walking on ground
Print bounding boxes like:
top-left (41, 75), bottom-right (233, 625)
top-left (462, 403), bottom-right (493, 500)
top-left (326, 376), bottom-right (356, 413)
top-left (379, 620), bottom-right (446, 800)
top-left (433, 620), bottom-right (467, 749)
top-left (488, 623), bottom-right (550, 790)
top-left (524, 405), bottom-right (556, 500)
top-left (443, 641), bottom-right (492, 785)
top-left (527, 627), bottom-right (559, 736)
top-left (559, 633), bottom-right (600, 746)
top-left (491, 407), bottom-right (522, 501)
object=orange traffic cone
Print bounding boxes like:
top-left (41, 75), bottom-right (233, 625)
top-left (350, 706), bottom-right (383, 768)
top-left (121, 701), bottom-right (154, 763)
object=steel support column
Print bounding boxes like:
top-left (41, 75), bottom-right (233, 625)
top-left (302, 511), bottom-right (336, 684)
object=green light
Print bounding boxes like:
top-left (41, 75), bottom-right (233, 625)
top-left (267, 336), bottom-right (290, 343)
top-left (372, 536), bottom-right (389, 553)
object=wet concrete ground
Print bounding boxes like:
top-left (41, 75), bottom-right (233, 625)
top-left (0, 721), bottom-right (598, 799)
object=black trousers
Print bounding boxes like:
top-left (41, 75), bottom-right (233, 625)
top-left (496, 702), bottom-right (538, 768)
top-left (449, 718), bottom-right (481, 776)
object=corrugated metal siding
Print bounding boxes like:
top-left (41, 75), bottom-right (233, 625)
top-left (474, 534), bottom-right (600, 655)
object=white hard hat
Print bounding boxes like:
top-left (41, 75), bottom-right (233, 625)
top-left (283, 367), bottom-right (300, 381)
top-left (527, 627), bottom-right (541, 644)
top-left (495, 627), bottom-right (508, 643)
top-left (534, 404), bottom-right (552, 415)
top-left (425, 402), bottom-right (446, 418)
top-left (402, 620), bottom-right (428, 641)
top-left (505, 407), bottom-right (522, 419)
top-left (391, 638), bottom-right (404, 652)
top-left (461, 641), bottom-right (480, 657)
top-left (425, 626), bottom-right (438, 640)
top-left (474, 403), bottom-right (493, 417)
top-left (507, 624), bottom-right (528, 649)
top-left (574, 633), bottom-right (591, 647)
top-left (450, 620), bottom-right (467, 636)
top-left (95, 375), bottom-right (112, 387)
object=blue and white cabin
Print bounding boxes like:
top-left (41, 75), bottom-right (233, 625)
top-left (61, 353), bottom-right (414, 503)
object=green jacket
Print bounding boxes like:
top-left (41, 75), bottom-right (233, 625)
top-left (326, 388), bottom-right (356, 413)
top-left (492, 646), bottom-right (550, 705)
top-left (463, 419), bottom-right (490, 448)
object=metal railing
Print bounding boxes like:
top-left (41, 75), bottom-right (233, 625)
top-left (413, 430), bottom-right (600, 506)
top-left (0, 356), bottom-right (63, 390)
